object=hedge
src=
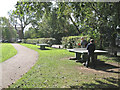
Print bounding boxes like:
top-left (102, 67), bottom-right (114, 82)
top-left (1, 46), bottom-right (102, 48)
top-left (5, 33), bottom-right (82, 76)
top-left (22, 38), bottom-right (56, 46)
top-left (61, 36), bottom-right (90, 49)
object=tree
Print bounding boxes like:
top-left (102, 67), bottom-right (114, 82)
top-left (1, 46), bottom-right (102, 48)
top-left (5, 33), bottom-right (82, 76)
top-left (25, 7), bottom-right (77, 43)
top-left (10, 1), bottom-right (120, 48)
top-left (57, 2), bottom-right (120, 48)
top-left (0, 17), bottom-right (17, 42)
top-left (9, 2), bottom-right (36, 39)
top-left (88, 2), bottom-right (120, 48)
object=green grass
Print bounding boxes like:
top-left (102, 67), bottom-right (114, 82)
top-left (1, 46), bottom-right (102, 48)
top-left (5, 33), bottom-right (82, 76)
top-left (0, 43), bottom-right (17, 63)
top-left (98, 55), bottom-right (120, 63)
top-left (10, 44), bottom-right (119, 88)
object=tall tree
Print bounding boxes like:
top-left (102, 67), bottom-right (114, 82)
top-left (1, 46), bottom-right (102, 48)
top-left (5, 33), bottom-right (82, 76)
top-left (9, 2), bottom-right (35, 39)
top-left (88, 2), bottom-right (120, 48)
top-left (57, 2), bottom-right (120, 48)
top-left (0, 17), bottom-right (17, 42)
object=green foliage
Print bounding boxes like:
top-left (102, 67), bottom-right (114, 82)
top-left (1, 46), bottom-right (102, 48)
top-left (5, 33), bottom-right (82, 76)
top-left (25, 8), bottom-right (78, 44)
top-left (22, 38), bottom-right (56, 46)
top-left (9, 2), bottom-right (120, 48)
top-left (57, 2), bottom-right (120, 48)
top-left (0, 43), bottom-right (17, 63)
top-left (61, 36), bottom-right (89, 49)
top-left (0, 17), bottom-right (17, 42)
top-left (9, 2), bottom-right (52, 39)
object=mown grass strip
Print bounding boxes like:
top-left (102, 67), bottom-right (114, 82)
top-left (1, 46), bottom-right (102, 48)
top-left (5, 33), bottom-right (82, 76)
top-left (0, 43), bottom-right (17, 63)
top-left (10, 44), bottom-right (119, 88)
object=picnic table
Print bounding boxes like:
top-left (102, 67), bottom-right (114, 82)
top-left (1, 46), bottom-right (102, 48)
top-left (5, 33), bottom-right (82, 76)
top-left (67, 48), bottom-right (108, 61)
top-left (36, 44), bottom-right (49, 50)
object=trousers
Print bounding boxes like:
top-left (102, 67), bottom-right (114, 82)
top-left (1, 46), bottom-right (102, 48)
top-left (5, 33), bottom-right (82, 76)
top-left (86, 53), bottom-right (96, 68)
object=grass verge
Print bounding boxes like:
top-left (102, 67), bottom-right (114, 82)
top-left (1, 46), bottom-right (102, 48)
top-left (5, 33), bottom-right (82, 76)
top-left (10, 44), bottom-right (119, 88)
top-left (0, 43), bottom-right (17, 63)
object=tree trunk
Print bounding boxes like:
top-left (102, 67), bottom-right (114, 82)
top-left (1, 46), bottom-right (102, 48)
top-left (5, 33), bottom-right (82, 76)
top-left (19, 28), bottom-right (24, 39)
top-left (110, 29), bottom-right (117, 56)
top-left (68, 15), bottom-right (81, 34)
top-left (99, 35), bottom-right (103, 49)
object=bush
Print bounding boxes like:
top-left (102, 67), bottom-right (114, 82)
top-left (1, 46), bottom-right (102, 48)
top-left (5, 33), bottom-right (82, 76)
top-left (61, 36), bottom-right (89, 49)
top-left (22, 38), bottom-right (55, 46)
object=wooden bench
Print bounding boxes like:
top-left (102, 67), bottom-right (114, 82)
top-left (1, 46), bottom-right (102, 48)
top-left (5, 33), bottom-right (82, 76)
top-left (36, 44), bottom-right (49, 50)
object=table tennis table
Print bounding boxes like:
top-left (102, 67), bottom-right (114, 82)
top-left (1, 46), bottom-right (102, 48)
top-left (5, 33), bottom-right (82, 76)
top-left (36, 44), bottom-right (49, 50)
top-left (67, 48), bottom-right (108, 61)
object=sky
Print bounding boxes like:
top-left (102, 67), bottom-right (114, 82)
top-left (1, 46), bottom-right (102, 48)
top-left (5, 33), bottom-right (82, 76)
top-left (0, 0), bottom-right (19, 18)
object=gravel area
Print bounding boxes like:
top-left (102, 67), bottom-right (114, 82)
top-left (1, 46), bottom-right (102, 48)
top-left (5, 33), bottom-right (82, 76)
top-left (0, 44), bottom-right (38, 89)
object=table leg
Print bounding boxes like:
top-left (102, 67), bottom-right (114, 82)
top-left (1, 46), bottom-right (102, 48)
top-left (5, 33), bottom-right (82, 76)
top-left (82, 54), bottom-right (88, 62)
top-left (76, 53), bottom-right (81, 60)
top-left (40, 46), bottom-right (45, 50)
top-left (82, 54), bottom-right (97, 61)
top-left (94, 54), bottom-right (97, 60)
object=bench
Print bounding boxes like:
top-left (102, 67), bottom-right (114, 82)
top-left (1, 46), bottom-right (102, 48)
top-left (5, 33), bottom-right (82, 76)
top-left (36, 44), bottom-right (49, 50)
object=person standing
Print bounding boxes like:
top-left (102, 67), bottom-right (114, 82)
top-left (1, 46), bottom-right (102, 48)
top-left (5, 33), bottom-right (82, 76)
top-left (86, 39), bottom-right (96, 68)
top-left (80, 37), bottom-right (87, 48)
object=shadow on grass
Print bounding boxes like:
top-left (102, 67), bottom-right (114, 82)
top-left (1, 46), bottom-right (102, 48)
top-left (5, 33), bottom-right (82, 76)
top-left (38, 48), bottom-right (51, 50)
top-left (93, 60), bottom-right (120, 74)
top-left (106, 55), bottom-right (120, 63)
top-left (70, 77), bottom-right (119, 89)
top-left (75, 56), bottom-right (120, 74)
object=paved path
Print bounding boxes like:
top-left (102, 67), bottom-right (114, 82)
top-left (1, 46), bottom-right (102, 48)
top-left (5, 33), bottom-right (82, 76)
top-left (0, 44), bottom-right (38, 89)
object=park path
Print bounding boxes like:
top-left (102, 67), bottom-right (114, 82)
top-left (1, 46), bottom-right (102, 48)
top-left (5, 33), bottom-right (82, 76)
top-left (0, 43), bottom-right (38, 89)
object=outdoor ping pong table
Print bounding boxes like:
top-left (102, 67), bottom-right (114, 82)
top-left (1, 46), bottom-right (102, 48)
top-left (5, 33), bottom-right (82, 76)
top-left (36, 44), bottom-right (49, 50)
top-left (67, 48), bottom-right (108, 61)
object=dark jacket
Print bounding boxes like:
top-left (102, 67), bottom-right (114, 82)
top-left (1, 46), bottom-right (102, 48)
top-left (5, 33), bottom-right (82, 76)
top-left (87, 43), bottom-right (95, 55)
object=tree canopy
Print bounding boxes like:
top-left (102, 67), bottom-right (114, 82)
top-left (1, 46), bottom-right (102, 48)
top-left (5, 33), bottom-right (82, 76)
top-left (8, 1), bottom-right (120, 48)
top-left (0, 17), bottom-right (17, 42)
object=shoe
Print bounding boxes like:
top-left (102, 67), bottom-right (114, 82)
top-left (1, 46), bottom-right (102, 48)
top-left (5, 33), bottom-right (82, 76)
top-left (86, 65), bottom-right (88, 68)
top-left (83, 63), bottom-right (86, 66)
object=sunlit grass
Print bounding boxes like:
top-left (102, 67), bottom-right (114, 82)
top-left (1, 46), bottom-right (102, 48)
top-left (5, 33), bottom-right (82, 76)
top-left (10, 44), bottom-right (119, 88)
top-left (0, 43), bottom-right (17, 63)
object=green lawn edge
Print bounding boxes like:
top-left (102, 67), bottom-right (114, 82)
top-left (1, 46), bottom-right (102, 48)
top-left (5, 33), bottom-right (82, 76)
top-left (0, 43), bottom-right (17, 63)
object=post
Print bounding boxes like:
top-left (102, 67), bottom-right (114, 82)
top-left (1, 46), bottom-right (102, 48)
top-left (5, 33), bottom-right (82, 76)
top-left (82, 54), bottom-right (88, 62)
top-left (76, 53), bottom-right (81, 60)
top-left (40, 45), bottom-right (45, 50)
top-left (94, 54), bottom-right (97, 60)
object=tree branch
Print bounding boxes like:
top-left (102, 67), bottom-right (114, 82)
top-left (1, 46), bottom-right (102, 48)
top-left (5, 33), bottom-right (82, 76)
top-left (89, 2), bottom-right (104, 19)
top-left (68, 15), bottom-right (81, 34)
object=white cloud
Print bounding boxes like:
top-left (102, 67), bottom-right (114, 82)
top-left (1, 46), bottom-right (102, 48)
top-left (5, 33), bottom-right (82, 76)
top-left (0, 0), bottom-right (19, 18)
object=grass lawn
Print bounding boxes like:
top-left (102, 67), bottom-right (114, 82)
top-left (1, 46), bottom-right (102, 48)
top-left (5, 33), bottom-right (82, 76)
top-left (0, 43), bottom-right (17, 63)
top-left (10, 44), bottom-right (119, 88)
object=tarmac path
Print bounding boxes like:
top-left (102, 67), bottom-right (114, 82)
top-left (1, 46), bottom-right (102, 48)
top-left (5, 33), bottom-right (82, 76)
top-left (0, 43), bottom-right (38, 89)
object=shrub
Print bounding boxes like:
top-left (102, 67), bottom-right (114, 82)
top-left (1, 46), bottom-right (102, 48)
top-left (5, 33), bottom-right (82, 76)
top-left (61, 36), bottom-right (89, 49)
top-left (22, 38), bottom-right (55, 46)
